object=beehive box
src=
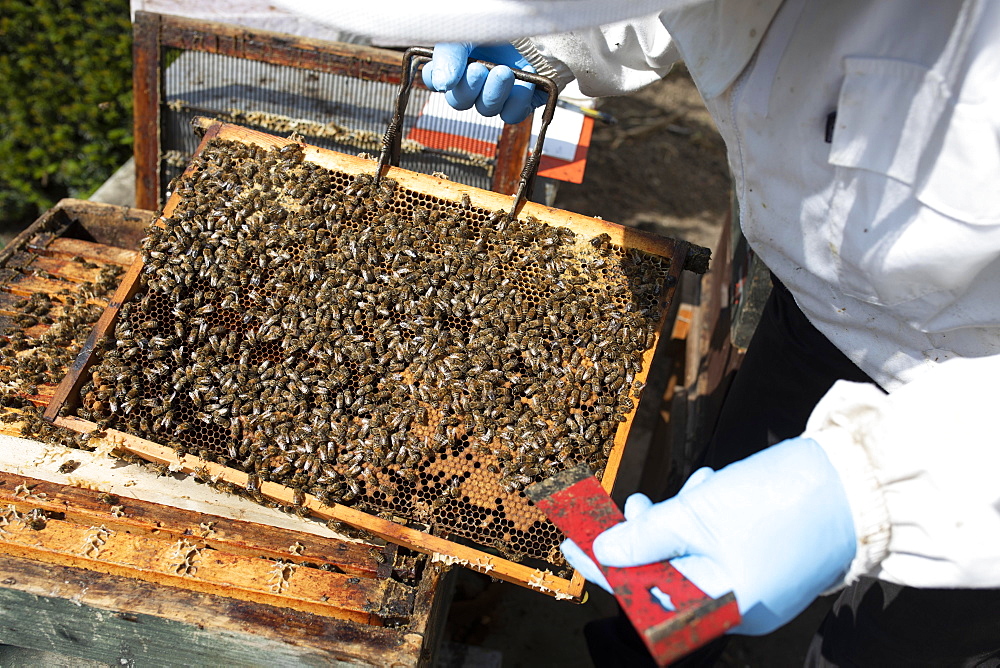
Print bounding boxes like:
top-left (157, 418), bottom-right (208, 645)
top-left (1, 199), bottom-right (450, 666)
top-left (47, 119), bottom-right (694, 599)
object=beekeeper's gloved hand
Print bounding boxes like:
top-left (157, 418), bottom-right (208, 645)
top-left (422, 43), bottom-right (545, 124)
top-left (561, 438), bottom-right (857, 636)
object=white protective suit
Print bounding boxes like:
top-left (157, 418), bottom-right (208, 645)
top-left (277, 0), bottom-right (1000, 591)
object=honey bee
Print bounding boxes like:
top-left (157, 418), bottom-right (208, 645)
top-left (97, 492), bottom-right (120, 505)
top-left (24, 509), bottom-right (48, 531)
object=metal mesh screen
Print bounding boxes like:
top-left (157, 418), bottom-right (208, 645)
top-left (160, 50), bottom-right (501, 202)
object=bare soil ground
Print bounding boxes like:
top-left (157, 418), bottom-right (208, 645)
top-left (554, 65), bottom-right (731, 252)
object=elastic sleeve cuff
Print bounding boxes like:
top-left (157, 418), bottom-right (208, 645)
top-left (802, 387), bottom-right (893, 588)
top-left (511, 38), bottom-right (575, 91)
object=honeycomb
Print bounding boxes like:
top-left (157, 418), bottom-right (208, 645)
top-left (78, 137), bottom-right (673, 566)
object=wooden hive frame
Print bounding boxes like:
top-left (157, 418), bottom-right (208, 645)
top-left (132, 11), bottom-right (533, 210)
top-left (0, 199), bottom-right (451, 665)
top-left (46, 120), bottom-right (693, 600)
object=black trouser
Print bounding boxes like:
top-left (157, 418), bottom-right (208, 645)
top-left (587, 277), bottom-right (1000, 666)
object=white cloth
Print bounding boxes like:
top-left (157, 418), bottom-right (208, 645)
top-left (276, 0), bottom-right (1000, 589)
top-left (527, 0), bottom-right (783, 99)
top-left (804, 361), bottom-right (1000, 590)
top-left (273, 0), bottom-right (700, 43)
top-left (130, 0), bottom-right (369, 43)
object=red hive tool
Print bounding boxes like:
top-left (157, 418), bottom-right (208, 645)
top-left (526, 464), bottom-right (742, 666)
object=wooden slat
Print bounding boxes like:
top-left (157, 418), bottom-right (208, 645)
top-left (2, 251), bottom-right (37, 270)
top-left (3, 274), bottom-right (77, 296)
top-left (0, 513), bottom-right (410, 623)
top-left (0, 208), bottom-right (72, 268)
top-left (11, 390), bottom-right (55, 407)
top-left (44, 238), bottom-right (139, 267)
top-left (1, 295), bottom-right (56, 317)
top-left (0, 200), bottom-right (149, 270)
top-left (37, 198), bottom-right (153, 251)
top-left (0, 291), bottom-right (27, 311)
top-left (0, 413), bottom-right (38, 437)
top-left (133, 12), bottom-right (162, 210)
top-left (600, 237), bottom-right (686, 500)
top-left (0, 471), bottom-right (383, 577)
top-left (19, 256), bottom-right (103, 284)
top-left (492, 116), bottom-right (532, 195)
top-left (13, 322), bottom-right (57, 341)
top-left (609, 289), bottom-right (685, 505)
top-left (156, 12), bottom-right (405, 84)
top-left (672, 304), bottom-right (694, 341)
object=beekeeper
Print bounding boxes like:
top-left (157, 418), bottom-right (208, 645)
top-left (278, 0), bottom-right (1000, 662)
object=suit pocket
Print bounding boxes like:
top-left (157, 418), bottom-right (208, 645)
top-left (825, 56), bottom-right (1000, 314)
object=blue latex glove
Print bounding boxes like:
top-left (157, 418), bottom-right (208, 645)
top-left (561, 438), bottom-right (857, 636)
top-left (421, 43), bottom-right (547, 124)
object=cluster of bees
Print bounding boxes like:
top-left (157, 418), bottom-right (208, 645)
top-left (0, 263), bottom-right (125, 447)
top-left (0, 231), bottom-right (381, 541)
top-left (78, 137), bottom-right (671, 561)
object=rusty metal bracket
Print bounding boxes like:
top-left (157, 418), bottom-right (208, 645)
top-left (377, 46), bottom-right (558, 223)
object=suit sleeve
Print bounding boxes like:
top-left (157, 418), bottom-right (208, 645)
top-left (803, 355), bottom-right (1000, 589)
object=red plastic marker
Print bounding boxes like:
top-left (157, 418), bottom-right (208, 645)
top-left (526, 464), bottom-right (741, 666)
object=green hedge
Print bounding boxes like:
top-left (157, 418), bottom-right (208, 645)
top-left (0, 0), bottom-right (132, 227)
